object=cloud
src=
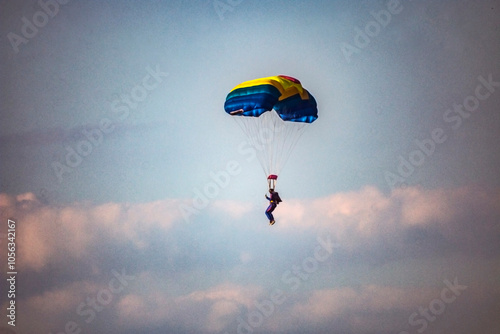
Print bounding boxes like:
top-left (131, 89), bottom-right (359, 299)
top-left (290, 285), bottom-right (431, 324)
top-left (25, 280), bottom-right (99, 318)
top-left (0, 192), bottom-right (184, 271)
top-left (15, 267), bottom-right (139, 334)
top-left (210, 199), bottom-right (254, 220)
top-left (2, 185), bottom-right (499, 333)
top-left (275, 185), bottom-right (500, 253)
top-left (263, 279), bottom-right (500, 333)
top-left (180, 283), bottom-right (263, 332)
top-left (115, 273), bottom-right (263, 332)
top-left (3, 185), bottom-right (498, 275)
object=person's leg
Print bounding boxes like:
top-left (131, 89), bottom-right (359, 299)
top-left (265, 204), bottom-right (274, 221)
top-left (266, 204), bottom-right (276, 222)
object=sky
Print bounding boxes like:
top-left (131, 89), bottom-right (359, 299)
top-left (0, 0), bottom-right (499, 333)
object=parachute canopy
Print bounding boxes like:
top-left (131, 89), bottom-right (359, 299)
top-left (224, 75), bottom-right (318, 183)
top-left (224, 75), bottom-right (318, 123)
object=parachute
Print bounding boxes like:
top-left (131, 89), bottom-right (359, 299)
top-left (224, 75), bottom-right (318, 188)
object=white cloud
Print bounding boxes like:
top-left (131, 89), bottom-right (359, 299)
top-left (115, 273), bottom-right (263, 332)
top-left (2, 185), bottom-right (500, 333)
top-left (0, 192), bottom-right (185, 271)
top-left (16, 279), bottom-right (101, 333)
top-left (291, 285), bottom-right (432, 322)
top-left (26, 280), bottom-right (99, 316)
top-left (3, 185), bottom-right (499, 274)
top-left (272, 186), bottom-right (500, 251)
top-left (210, 199), bottom-right (254, 220)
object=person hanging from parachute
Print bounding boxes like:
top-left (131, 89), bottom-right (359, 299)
top-left (224, 75), bottom-right (318, 226)
top-left (265, 187), bottom-right (282, 225)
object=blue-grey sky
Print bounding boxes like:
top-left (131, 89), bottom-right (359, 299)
top-left (1, 1), bottom-right (500, 333)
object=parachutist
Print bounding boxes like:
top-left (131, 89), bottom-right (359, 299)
top-left (224, 76), bottom-right (317, 216)
top-left (265, 188), bottom-right (282, 225)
